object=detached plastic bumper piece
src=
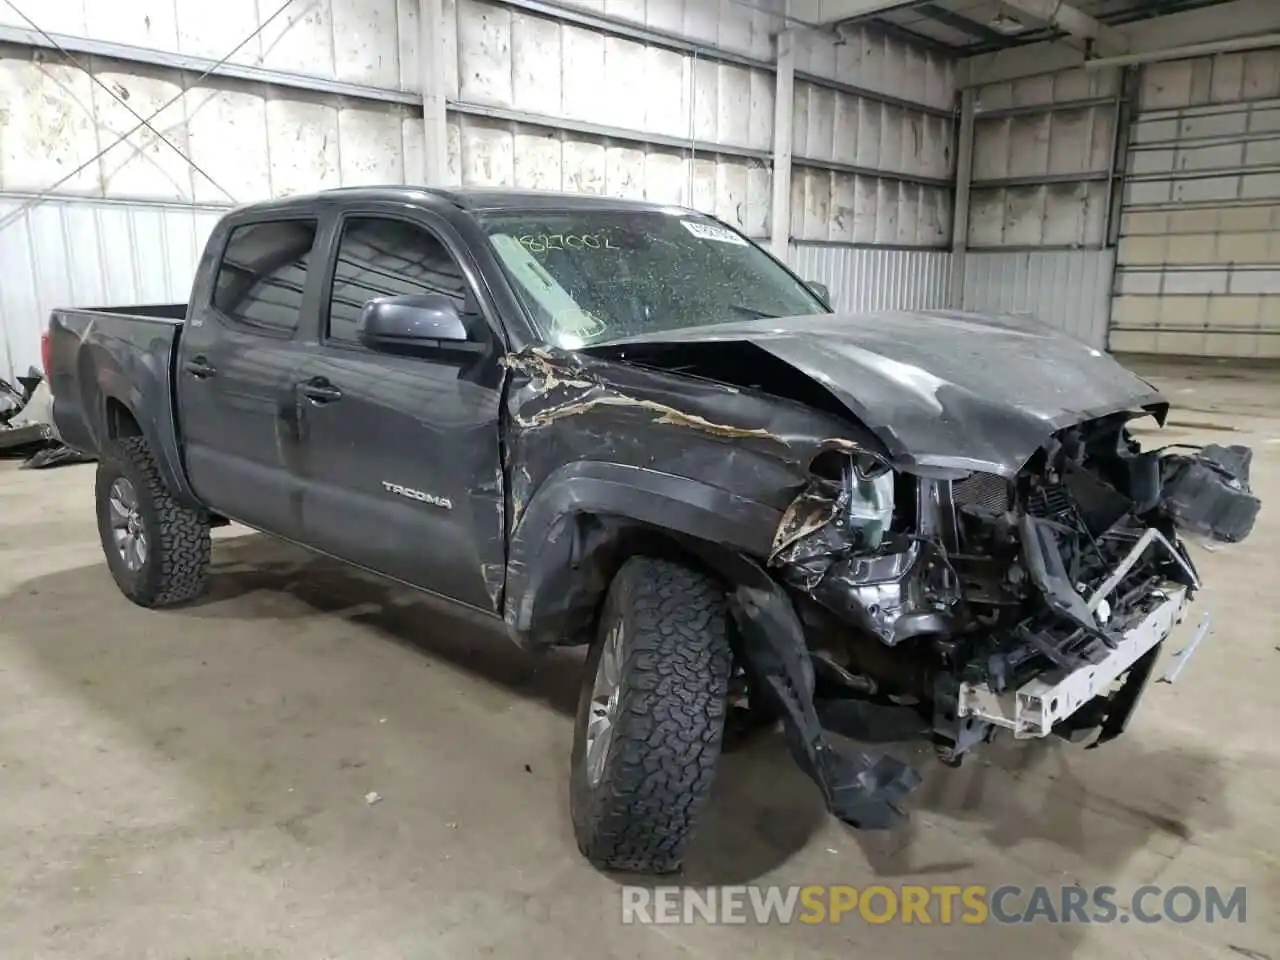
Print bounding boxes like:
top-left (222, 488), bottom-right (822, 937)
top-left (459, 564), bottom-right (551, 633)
top-left (730, 580), bottom-right (921, 831)
top-left (1160, 444), bottom-right (1260, 544)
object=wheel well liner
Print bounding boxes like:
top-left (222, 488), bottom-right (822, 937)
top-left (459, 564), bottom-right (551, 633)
top-left (104, 397), bottom-right (144, 438)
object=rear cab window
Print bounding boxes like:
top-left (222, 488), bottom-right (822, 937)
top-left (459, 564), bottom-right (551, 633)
top-left (213, 219), bottom-right (319, 336)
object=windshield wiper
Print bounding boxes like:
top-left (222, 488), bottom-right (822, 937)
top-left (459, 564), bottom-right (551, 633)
top-left (726, 303), bottom-right (783, 320)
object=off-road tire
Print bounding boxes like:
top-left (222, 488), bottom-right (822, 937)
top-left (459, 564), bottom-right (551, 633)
top-left (95, 435), bottom-right (211, 607)
top-left (570, 556), bottom-right (733, 873)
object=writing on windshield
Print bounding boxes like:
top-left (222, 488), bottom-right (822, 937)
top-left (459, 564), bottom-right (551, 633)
top-left (481, 209), bottom-right (824, 347)
top-left (516, 233), bottom-right (619, 252)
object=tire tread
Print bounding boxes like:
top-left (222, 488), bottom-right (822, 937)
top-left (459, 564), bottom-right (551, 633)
top-left (573, 556), bottom-right (732, 873)
top-left (100, 436), bottom-right (210, 606)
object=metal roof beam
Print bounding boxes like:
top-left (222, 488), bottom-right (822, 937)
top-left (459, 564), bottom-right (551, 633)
top-left (863, 16), bottom-right (961, 55)
top-left (1001, 0), bottom-right (1129, 55)
top-left (963, 0), bottom-right (1280, 86)
top-left (915, 2), bottom-right (1008, 42)
top-left (787, 0), bottom-right (919, 25)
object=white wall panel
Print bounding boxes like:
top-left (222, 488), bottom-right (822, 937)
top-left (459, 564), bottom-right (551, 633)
top-left (0, 196), bottom-right (223, 381)
top-left (788, 27), bottom-right (955, 249)
top-left (0, 48), bottom-right (420, 203)
top-left (0, 0), bottom-right (421, 91)
top-left (788, 244), bottom-right (952, 313)
top-left (552, 0), bottom-right (784, 62)
top-left (790, 169), bottom-right (949, 245)
top-left (975, 67), bottom-right (1120, 113)
top-left (446, 114), bottom-right (770, 234)
top-left (963, 249), bottom-right (1115, 349)
top-left (94, 65), bottom-right (191, 201)
top-left (968, 183), bottom-right (1108, 248)
top-left (451, 0), bottom-right (774, 153)
top-left (973, 108), bottom-right (1113, 182)
top-left (792, 23), bottom-right (955, 113)
top-left (967, 65), bottom-right (1122, 252)
top-left (793, 83), bottom-right (953, 180)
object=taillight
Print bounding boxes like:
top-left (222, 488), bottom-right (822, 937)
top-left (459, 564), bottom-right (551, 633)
top-left (41, 330), bottom-right (52, 383)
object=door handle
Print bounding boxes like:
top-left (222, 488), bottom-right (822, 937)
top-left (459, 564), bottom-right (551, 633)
top-left (299, 378), bottom-right (343, 404)
top-left (184, 356), bottom-right (217, 379)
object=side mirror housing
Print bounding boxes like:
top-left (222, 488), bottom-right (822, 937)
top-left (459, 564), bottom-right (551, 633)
top-left (806, 280), bottom-right (831, 307)
top-left (357, 294), bottom-right (471, 355)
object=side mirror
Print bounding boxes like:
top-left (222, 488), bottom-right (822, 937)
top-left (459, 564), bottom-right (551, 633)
top-left (357, 293), bottom-right (471, 354)
top-left (806, 280), bottom-right (831, 306)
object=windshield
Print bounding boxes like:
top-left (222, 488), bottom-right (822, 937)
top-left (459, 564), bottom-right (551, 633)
top-left (479, 209), bottom-right (827, 347)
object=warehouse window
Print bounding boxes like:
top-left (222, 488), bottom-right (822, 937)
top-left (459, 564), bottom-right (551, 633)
top-left (326, 217), bottom-right (472, 346)
top-left (213, 219), bottom-right (319, 336)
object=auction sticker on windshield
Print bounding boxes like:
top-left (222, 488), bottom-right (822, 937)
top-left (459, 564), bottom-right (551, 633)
top-left (680, 220), bottom-right (748, 245)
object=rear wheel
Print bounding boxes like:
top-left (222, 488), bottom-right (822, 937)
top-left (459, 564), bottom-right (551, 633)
top-left (569, 556), bottom-right (733, 873)
top-left (95, 436), bottom-right (211, 607)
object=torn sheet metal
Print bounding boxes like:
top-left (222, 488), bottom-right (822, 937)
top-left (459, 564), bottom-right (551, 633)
top-left (758, 405), bottom-right (1251, 770)
top-left (502, 343), bottom-right (881, 518)
top-left (499, 342), bottom-right (888, 651)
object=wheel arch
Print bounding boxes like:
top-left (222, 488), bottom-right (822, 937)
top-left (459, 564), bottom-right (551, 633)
top-left (87, 351), bottom-right (198, 509)
top-left (503, 461), bottom-right (780, 649)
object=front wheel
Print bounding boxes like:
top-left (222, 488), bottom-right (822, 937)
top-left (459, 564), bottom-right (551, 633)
top-left (95, 436), bottom-right (211, 607)
top-left (569, 556), bottom-right (733, 873)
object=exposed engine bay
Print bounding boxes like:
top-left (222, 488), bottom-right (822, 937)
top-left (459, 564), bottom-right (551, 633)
top-left (730, 418), bottom-right (1260, 828)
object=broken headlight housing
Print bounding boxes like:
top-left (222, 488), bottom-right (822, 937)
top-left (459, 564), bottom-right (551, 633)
top-left (840, 454), bottom-right (895, 551)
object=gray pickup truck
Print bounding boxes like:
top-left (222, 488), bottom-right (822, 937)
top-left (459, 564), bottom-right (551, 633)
top-left (46, 186), bottom-right (1258, 874)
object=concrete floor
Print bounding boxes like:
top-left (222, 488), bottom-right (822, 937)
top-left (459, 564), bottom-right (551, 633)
top-left (1, 360), bottom-right (1276, 959)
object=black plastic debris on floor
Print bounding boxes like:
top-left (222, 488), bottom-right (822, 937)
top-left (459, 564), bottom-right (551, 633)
top-left (0, 367), bottom-right (96, 470)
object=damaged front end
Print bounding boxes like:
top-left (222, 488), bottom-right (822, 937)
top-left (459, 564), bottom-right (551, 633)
top-left (504, 337), bottom-right (1260, 835)
top-left (743, 416), bottom-right (1259, 830)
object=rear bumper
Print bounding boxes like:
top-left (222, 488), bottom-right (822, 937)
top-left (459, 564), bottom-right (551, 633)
top-left (956, 584), bottom-right (1192, 738)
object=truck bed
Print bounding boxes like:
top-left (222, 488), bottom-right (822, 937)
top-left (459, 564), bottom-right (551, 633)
top-left (47, 304), bottom-right (189, 499)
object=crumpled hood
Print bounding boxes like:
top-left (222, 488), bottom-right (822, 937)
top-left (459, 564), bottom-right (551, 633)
top-left (584, 310), bottom-right (1168, 477)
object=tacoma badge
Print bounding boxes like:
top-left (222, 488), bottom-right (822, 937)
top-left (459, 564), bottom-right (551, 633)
top-left (381, 480), bottom-right (452, 510)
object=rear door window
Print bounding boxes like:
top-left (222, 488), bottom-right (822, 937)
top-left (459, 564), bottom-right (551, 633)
top-left (213, 219), bottom-right (319, 336)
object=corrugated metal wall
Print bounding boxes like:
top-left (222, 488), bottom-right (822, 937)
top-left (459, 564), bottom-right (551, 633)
top-left (962, 249), bottom-right (1115, 348)
top-left (0, 0), bottom-right (957, 381)
top-left (789, 243), bottom-right (951, 312)
top-left (1111, 51), bottom-right (1280, 359)
top-left (0, 197), bottom-right (224, 381)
